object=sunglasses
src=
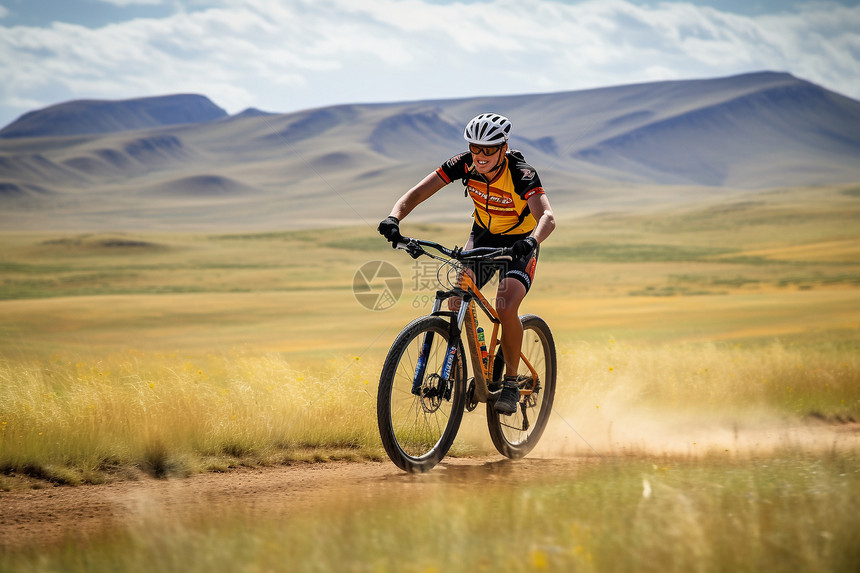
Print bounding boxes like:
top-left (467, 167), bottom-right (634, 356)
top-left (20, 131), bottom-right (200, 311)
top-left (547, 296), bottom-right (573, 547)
top-left (469, 143), bottom-right (505, 156)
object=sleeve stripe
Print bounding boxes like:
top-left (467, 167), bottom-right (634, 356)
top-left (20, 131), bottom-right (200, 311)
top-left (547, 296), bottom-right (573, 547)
top-left (435, 167), bottom-right (452, 184)
top-left (524, 187), bottom-right (545, 200)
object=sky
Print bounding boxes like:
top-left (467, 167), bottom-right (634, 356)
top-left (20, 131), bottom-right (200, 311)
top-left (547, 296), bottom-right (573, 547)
top-left (1, 0), bottom-right (859, 127)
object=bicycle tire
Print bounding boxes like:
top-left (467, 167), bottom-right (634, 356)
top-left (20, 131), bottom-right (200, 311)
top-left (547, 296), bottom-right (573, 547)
top-left (377, 316), bottom-right (467, 473)
top-left (486, 314), bottom-right (557, 459)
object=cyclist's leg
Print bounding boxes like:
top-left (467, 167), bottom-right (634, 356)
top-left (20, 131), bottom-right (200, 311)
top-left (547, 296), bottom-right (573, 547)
top-left (496, 278), bottom-right (527, 376)
top-left (496, 248), bottom-right (539, 376)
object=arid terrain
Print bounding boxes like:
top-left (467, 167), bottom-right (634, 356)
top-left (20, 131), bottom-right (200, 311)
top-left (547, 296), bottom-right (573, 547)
top-left (0, 456), bottom-right (582, 551)
top-left (3, 417), bottom-right (857, 556)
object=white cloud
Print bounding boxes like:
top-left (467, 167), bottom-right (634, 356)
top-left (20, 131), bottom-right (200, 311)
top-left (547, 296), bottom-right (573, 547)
top-left (0, 0), bottom-right (858, 125)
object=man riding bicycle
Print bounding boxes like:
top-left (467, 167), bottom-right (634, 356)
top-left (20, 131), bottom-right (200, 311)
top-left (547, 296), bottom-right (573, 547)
top-left (378, 113), bottom-right (556, 416)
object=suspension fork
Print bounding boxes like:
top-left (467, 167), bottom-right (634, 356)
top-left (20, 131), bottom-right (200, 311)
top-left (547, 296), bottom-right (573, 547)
top-left (411, 292), bottom-right (470, 396)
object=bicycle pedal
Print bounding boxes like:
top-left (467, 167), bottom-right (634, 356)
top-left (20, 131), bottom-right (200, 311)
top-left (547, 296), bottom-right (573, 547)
top-left (493, 401), bottom-right (517, 416)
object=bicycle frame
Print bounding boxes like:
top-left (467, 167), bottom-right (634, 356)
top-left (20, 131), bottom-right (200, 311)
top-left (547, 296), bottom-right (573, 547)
top-left (411, 253), bottom-right (541, 404)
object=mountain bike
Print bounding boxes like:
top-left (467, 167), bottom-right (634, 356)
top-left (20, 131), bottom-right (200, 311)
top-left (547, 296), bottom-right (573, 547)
top-left (376, 237), bottom-right (557, 473)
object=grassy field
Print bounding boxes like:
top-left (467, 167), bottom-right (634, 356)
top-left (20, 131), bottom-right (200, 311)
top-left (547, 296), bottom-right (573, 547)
top-left (1, 184), bottom-right (858, 477)
top-left (1, 183), bottom-right (859, 570)
top-left (2, 452), bottom-right (858, 573)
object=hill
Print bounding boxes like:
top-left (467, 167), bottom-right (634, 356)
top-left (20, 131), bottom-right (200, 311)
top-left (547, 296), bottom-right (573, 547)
top-left (0, 71), bottom-right (859, 231)
top-left (0, 94), bottom-right (227, 139)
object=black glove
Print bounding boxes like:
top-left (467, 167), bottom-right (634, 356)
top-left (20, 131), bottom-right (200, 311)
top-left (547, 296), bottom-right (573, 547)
top-left (510, 236), bottom-right (538, 260)
top-left (377, 216), bottom-right (403, 246)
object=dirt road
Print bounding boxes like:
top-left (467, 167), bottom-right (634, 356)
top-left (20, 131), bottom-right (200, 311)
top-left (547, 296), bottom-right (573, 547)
top-left (0, 456), bottom-right (595, 551)
top-left (3, 418), bottom-right (856, 552)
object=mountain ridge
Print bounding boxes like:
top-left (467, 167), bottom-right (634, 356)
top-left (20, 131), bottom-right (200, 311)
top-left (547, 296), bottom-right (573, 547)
top-left (0, 94), bottom-right (227, 139)
top-left (1, 71), bottom-right (859, 231)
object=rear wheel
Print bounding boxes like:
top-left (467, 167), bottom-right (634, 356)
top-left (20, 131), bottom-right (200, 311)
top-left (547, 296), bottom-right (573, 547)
top-left (487, 315), bottom-right (556, 459)
top-left (377, 316), bottom-right (466, 473)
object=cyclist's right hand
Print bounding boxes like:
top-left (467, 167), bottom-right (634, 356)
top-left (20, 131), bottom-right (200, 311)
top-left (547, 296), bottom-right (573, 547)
top-left (378, 216), bottom-right (403, 246)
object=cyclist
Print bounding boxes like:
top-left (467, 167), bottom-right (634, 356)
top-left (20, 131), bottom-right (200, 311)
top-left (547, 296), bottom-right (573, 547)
top-left (378, 112), bottom-right (556, 415)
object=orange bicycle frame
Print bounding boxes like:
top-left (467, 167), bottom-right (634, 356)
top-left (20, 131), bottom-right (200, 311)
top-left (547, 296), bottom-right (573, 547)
top-left (456, 271), bottom-right (540, 403)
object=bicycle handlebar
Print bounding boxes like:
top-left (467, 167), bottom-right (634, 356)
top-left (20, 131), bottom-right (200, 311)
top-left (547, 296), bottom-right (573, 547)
top-left (394, 237), bottom-right (512, 262)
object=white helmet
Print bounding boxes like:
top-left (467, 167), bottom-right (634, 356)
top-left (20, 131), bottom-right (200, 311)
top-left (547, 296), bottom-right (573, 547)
top-left (463, 113), bottom-right (511, 145)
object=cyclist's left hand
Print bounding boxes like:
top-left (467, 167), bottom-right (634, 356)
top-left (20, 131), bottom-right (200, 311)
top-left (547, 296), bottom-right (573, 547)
top-left (511, 236), bottom-right (538, 260)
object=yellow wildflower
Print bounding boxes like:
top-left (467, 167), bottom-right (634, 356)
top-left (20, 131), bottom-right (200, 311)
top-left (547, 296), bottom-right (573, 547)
top-left (530, 550), bottom-right (548, 569)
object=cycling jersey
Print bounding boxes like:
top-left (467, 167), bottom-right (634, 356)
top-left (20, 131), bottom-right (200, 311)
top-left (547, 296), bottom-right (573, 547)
top-left (435, 150), bottom-right (545, 236)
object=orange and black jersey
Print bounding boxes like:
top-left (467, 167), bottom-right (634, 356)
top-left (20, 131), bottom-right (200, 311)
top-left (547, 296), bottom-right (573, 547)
top-left (435, 150), bottom-right (545, 236)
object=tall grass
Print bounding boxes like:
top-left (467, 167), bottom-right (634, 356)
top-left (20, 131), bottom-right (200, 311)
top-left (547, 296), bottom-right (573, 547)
top-left (0, 351), bottom-right (381, 484)
top-left (2, 339), bottom-right (856, 485)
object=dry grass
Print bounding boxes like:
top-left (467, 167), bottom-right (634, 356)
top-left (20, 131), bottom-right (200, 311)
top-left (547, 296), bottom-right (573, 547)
top-left (2, 338), bottom-right (856, 484)
top-left (0, 351), bottom-right (382, 484)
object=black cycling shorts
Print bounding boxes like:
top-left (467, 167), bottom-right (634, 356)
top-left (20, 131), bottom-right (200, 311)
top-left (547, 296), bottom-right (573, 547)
top-left (465, 223), bottom-right (539, 292)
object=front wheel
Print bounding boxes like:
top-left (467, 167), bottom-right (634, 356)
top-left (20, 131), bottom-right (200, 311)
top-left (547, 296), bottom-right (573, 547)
top-left (377, 316), bottom-right (466, 473)
top-left (487, 314), bottom-right (557, 459)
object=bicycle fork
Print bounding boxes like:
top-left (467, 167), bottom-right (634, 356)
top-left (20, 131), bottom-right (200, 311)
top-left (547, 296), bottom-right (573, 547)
top-left (411, 292), bottom-right (471, 397)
